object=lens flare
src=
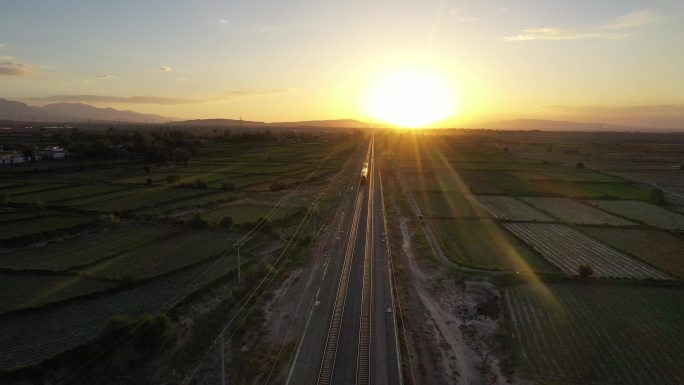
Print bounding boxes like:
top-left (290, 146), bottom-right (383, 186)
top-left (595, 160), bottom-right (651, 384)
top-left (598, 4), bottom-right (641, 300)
top-left (364, 68), bottom-right (459, 128)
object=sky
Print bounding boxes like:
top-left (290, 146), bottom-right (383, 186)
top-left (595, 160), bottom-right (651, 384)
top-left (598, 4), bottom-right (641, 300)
top-left (1, 0), bottom-right (683, 127)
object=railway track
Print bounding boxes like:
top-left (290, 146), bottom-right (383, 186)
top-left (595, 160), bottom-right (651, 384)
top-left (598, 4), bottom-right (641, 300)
top-left (317, 178), bottom-right (365, 385)
top-left (356, 140), bottom-right (374, 385)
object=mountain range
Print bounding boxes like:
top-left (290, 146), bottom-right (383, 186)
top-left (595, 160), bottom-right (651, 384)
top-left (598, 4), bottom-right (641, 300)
top-left (1, 98), bottom-right (681, 132)
top-left (0, 98), bottom-right (174, 124)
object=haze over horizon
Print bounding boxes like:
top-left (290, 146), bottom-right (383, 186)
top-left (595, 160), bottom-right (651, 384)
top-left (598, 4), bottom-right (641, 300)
top-left (1, 0), bottom-right (683, 128)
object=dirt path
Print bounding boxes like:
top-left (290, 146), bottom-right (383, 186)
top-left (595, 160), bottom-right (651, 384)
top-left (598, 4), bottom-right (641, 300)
top-left (397, 214), bottom-right (511, 385)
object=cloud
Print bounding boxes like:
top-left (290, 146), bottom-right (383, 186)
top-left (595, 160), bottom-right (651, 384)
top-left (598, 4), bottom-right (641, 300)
top-left (0, 43), bottom-right (5, 48)
top-left (0, 56), bottom-right (36, 77)
top-left (24, 89), bottom-right (294, 105)
top-left (504, 28), bottom-right (628, 41)
top-left (504, 9), bottom-right (662, 41)
top-left (96, 74), bottom-right (116, 79)
top-left (159, 66), bottom-right (172, 72)
top-left (219, 19), bottom-right (228, 24)
top-left (601, 9), bottom-right (662, 30)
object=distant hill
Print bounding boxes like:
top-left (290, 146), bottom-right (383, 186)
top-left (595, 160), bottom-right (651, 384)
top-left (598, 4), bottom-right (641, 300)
top-left (169, 118), bottom-right (371, 129)
top-left (0, 98), bottom-right (175, 124)
top-left (460, 119), bottom-right (652, 132)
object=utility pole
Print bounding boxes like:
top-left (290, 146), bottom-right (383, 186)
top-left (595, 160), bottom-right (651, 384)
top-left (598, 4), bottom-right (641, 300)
top-left (236, 242), bottom-right (241, 286)
top-left (220, 335), bottom-right (226, 385)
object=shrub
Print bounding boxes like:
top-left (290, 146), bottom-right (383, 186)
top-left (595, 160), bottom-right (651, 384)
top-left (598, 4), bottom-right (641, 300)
top-left (269, 181), bottom-right (288, 192)
top-left (575, 162), bottom-right (585, 169)
top-left (187, 213), bottom-right (208, 228)
top-left (220, 216), bottom-right (233, 228)
top-left (578, 264), bottom-right (593, 277)
top-left (166, 174), bottom-right (181, 185)
top-left (222, 181), bottom-right (236, 191)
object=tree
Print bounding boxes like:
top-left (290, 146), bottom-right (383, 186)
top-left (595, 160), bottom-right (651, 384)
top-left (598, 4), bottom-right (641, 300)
top-left (578, 264), bottom-right (593, 277)
top-left (220, 216), bottom-right (233, 228)
top-left (166, 174), bottom-right (181, 185)
top-left (146, 177), bottom-right (152, 185)
top-left (222, 181), bottom-right (236, 191)
top-left (576, 162), bottom-right (585, 169)
top-left (173, 147), bottom-right (191, 163)
top-left (187, 213), bottom-right (208, 228)
top-left (649, 187), bottom-right (664, 206)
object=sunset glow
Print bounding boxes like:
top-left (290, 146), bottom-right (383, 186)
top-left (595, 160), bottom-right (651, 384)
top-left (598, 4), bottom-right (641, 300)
top-left (364, 69), bottom-right (459, 128)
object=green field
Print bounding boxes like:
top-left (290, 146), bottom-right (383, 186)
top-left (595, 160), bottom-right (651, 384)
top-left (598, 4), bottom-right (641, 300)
top-left (82, 229), bottom-right (240, 280)
top-left (583, 227), bottom-right (684, 278)
top-left (0, 273), bottom-right (117, 313)
top-left (79, 187), bottom-right (208, 212)
top-left (0, 216), bottom-right (93, 241)
top-left (8, 184), bottom-right (132, 204)
top-left (413, 191), bottom-right (487, 218)
top-left (583, 182), bottom-right (652, 200)
top-left (199, 204), bottom-right (301, 225)
top-left (0, 225), bottom-right (173, 271)
top-left (428, 218), bottom-right (558, 272)
top-left (0, 256), bottom-right (240, 370)
top-left (587, 200), bottom-right (684, 230)
top-left (507, 283), bottom-right (684, 385)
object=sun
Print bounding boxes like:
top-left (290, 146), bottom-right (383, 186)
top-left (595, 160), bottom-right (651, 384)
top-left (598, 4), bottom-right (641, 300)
top-left (363, 68), bottom-right (458, 128)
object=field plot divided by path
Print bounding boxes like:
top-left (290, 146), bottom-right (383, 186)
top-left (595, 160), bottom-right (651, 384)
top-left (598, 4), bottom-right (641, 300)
top-left (476, 195), bottom-right (552, 221)
top-left (0, 224), bottom-right (173, 271)
top-left (506, 284), bottom-right (684, 385)
top-left (0, 216), bottom-right (92, 242)
top-left (583, 227), bottom-right (684, 278)
top-left (428, 218), bottom-right (558, 272)
top-left (81, 229), bottom-right (239, 281)
top-left (0, 257), bottom-right (239, 370)
top-left (504, 223), bottom-right (669, 279)
top-left (0, 273), bottom-right (118, 313)
top-left (413, 191), bottom-right (488, 218)
top-left (521, 197), bottom-right (634, 225)
top-left (587, 200), bottom-right (684, 231)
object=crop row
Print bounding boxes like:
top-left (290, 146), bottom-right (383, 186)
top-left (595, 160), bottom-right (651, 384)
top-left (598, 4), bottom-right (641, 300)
top-left (0, 272), bottom-right (117, 314)
top-left (504, 223), bottom-right (669, 279)
top-left (82, 229), bottom-right (239, 281)
top-left (521, 197), bottom-right (634, 225)
top-left (583, 227), bottom-right (684, 278)
top-left (0, 224), bottom-right (172, 271)
top-left (0, 256), bottom-right (240, 370)
top-left (0, 216), bottom-right (92, 242)
top-left (506, 283), bottom-right (684, 385)
top-left (476, 196), bottom-right (552, 221)
top-left (429, 218), bottom-right (558, 272)
top-left (587, 200), bottom-right (684, 231)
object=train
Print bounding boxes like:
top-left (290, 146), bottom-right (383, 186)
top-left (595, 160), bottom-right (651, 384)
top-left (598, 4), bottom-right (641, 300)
top-left (360, 162), bottom-right (369, 185)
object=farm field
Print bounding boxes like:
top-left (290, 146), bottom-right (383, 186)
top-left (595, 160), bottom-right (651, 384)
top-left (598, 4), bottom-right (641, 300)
top-left (198, 204), bottom-right (301, 225)
top-left (0, 131), bottom-right (361, 375)
top-left (583, 227), bottom-right (684, 278)
top-left (0, 224), bottom-right (173, 271)
top-left (506, 283), bottom-right (684, 385)
top-left (82, 229), bottom-right (240, 281)
top-left (7, 183), bottom-right (132, 204)
top-left (0, 272), bottom-right (117, 313)
top-left (0, 216), bottom-right (92, 242)
top-left (476, 195), bottom-right (552, 221)
top-left (521, 197), bottom-right (634, 225)
top-left (504, 223), bottom-right (669, 279)
top-left (0, 256), bottom-right (240, 370)
top-left (428, 218), bottom-right (558, 272)
top-left (582, 182), bottom-right (652, 200)
top-left (413, 191), bottom-right (487, 218)
top-left (587, 200), bottom-right (684, 231)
